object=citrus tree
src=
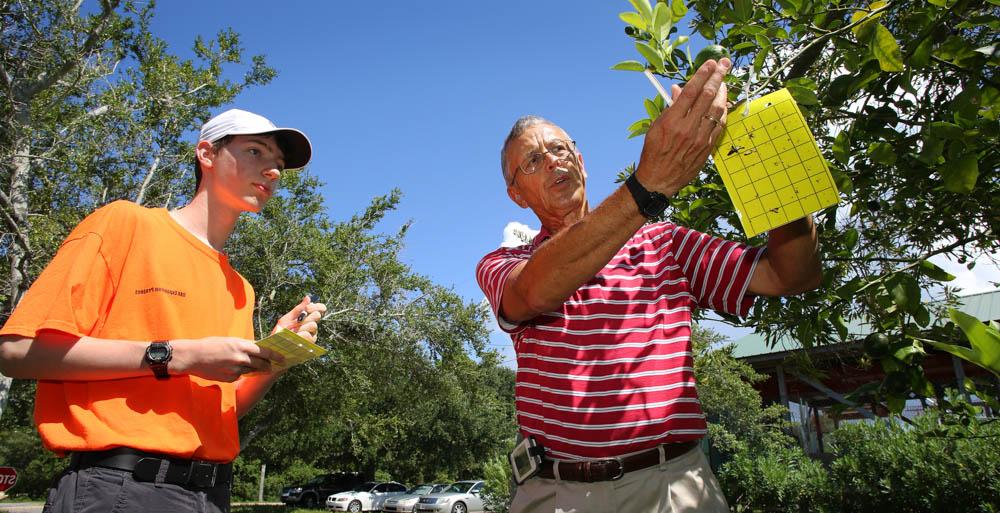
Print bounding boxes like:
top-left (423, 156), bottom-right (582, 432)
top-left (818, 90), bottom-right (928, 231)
top-left (614, 0), bottom-right (999, 413)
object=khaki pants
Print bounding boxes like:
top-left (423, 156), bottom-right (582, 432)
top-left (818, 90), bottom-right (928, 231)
top-left (510, 445), bottom-right (729, 513)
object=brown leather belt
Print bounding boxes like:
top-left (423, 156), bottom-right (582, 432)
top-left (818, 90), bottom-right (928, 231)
top-left (536, 441), bottom-right (698, 482)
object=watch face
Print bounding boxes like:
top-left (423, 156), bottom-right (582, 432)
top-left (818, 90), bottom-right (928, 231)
top-left (147, 344), bottom-right (170, 362)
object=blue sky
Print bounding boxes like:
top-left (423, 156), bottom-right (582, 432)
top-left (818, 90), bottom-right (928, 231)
top-left (147, 1), bottom-right (727, 361)
top-left (147, 2), bottom-right (999, 363)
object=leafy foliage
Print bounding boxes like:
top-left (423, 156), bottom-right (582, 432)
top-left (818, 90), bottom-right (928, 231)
top-left (718, 444), bottom-right (837, 512)
top-left (615, 0), bottom-right (999, 413)
top-left (830, 412), bottom-right (1000, 512)
top-left (0, 0), bottom-right (515, 500)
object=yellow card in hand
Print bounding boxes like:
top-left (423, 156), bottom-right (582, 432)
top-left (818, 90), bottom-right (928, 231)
top-left (256, 329), bottom-right (327, 370)
top-left (712, 88), bottom-right (839, 237)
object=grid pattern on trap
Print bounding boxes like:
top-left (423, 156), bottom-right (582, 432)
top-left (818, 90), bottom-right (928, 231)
top-left (711, 88), bottom-right (839, 237)
top-left (256, 329), bottom-right (327, 369)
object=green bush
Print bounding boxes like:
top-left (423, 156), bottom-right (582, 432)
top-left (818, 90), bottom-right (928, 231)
top-left (232, 458), bottom-right (325, 502)
top-left (718, 444), bottom-right (836, 512)
top-left (481, 452), bottom-right (512, 513)
top-left (830, 415), bottom-right (1000, 513)
top-left (0, 427), bottom-right (63, 500)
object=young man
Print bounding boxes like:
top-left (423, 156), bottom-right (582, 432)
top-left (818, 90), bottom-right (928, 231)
top-left (0, 109), bottom-right (327, 513)
top-left (476, 59), bottom-right (822, 512)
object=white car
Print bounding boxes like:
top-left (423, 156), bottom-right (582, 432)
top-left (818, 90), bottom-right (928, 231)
top-left (381, 483), bottom-right (449, 512)
top-left (327, 481), bottom-right (408, 512)
top-left (414, 481), bottom-right (486, 513)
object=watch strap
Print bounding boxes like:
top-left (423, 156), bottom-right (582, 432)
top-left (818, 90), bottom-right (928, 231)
top-left (625, 173), bottom-right (669, 219)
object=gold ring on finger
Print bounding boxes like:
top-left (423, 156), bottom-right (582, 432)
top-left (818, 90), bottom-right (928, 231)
top-left (703, 114), bottom-right (721, 126)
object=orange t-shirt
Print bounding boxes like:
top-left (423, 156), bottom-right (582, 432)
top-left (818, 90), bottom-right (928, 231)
top-left (0, 200), bottom-right (256, 462)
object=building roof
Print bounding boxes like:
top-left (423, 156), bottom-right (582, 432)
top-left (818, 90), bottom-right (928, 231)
top-left (731, 289), bottom-right (1000, 359)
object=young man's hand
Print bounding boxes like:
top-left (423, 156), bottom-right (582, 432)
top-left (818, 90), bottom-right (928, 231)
top-left (170, 337), bottom-right (285, 382)
top-left (272, 295), bottom-right (327, 343)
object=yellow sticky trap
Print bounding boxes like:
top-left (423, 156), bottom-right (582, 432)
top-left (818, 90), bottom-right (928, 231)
top-left (256, 328), bottom-right (327, 370)
top-left (712, 88), bottom-right (839, 237)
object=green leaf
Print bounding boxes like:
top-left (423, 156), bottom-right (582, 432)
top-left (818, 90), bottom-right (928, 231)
top-left (843, 228), bottom-right (860, 249)
top-left (918, 260), bottom-right (955, 282)
top-left (872, 23), bottom-right (904, 72)
top-left (911, 37), bottom-right (933, 68)
top-left (832, 314), bottom-right (849, 341)
top-left (636, 42), bottom-right (664, 72)
top-left (914, 304), bottom-right (931, 328)
top-left (733, 0), bottom-right (752, 21)
top-left (787, 87), bottom-right (819, 105)
top-left (923, 309), bottom-right (1000, 377)
top-left (928, 121), bottom-right (964, 139)
top-left (628, 118), bottom-right (651, 138)
top-left (832, 131), bottom-right (851, 165)
top-left (628, 0), bottom-right (654, 22)
top-left (670, 0), bottom-right (689, 22)
top-left (888, 273), bottom-right (921, 314)
top-left (611, 60), bottom-right (646, 72)
top-left (644, 98), bottom-right (660, 120)
top-left (867, 141), bottom-right (897, 165)
top-left (940, 154), bottom-right (979, 193)
top-left (652, 1), bottom-right (672, 40)
top-left (619, 11), bottom-right (648, 30)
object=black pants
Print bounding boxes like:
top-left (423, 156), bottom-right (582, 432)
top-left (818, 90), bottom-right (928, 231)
top-left (43, 465), bottom-right (231, 513)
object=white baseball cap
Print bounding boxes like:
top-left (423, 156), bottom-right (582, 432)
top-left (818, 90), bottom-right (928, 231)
top-left (199, 109), bottom-right (312, 169)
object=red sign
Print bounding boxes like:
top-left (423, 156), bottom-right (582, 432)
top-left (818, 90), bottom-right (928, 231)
top-left (0, 467), bottom-right (17, 492)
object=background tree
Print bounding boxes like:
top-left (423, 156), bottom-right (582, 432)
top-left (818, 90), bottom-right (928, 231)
top-left (0, 0), bottom-right (516, 499)
top-left (614, 0), bottom-right (999, 413)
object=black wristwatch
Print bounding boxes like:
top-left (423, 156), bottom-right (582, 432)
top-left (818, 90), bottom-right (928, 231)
top-left (625, 173), bottom-right (669, 219)
top-left (144, 341), bottom-right (172, 380)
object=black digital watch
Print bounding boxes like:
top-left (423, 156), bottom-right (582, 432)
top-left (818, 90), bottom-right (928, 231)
top-left (625, 172), bottom-right (669, 219)
top-left (144, 341), bottom-right (172, 380)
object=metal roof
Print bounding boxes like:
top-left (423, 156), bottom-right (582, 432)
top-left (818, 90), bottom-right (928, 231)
top-left (730, 289), bottom-right (1000, 359)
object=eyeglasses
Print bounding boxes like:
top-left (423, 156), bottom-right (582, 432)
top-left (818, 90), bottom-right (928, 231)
top-left (509, 139), bottom-right (577, 185)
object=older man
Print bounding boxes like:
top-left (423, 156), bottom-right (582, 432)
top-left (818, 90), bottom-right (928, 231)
top-left (476, 59), bottom-right (821, 513)
top-left (0, 109), bottom-right (327, 513)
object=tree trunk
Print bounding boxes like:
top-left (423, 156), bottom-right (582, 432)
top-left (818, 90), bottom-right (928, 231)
top-left (7, 105), bottom-right (32, 312)
top-left (135, 152), bottom-right (162, 206)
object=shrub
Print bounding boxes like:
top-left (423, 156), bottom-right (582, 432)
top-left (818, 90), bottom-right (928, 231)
top-left (717, 444), bottom-right (836, 512)
top-left (481, 453), bottom-right (512, 513)
top-left (0, 427), bottom-right (63, 500)
top-left (830, 415), bottom-right (1000, 513)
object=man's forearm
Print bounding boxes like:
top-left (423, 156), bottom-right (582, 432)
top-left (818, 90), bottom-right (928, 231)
top-left (505, 186), bottom-right (647, 321)
top-left (0, 332), bottom-right (152, 381)
top-left (757, 216), bottom-right (822, 295)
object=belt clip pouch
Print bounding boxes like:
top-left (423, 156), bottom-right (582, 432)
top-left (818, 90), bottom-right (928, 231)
top-left (509, 436), bottom-right (544, 485)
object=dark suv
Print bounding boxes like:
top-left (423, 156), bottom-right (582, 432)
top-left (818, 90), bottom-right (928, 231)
top-left (280, 472), bottom-right (367, 508)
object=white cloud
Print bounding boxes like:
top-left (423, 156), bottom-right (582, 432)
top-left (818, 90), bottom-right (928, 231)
top-left (501, 221), bottom-right (539, 248)
top-left (930, 251), bottom-right (1000, 296)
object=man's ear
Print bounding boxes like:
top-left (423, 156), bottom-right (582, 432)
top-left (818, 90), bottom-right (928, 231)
top-left (507, 185), bottom-right (529, 209)
top-left (576, 150), bottom-right (588, 184)
top-left (196, 140), bottom-right (217, 172)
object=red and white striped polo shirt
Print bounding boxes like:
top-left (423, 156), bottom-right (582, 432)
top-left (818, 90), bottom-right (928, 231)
top-left (476, 222), bottom-right (763, 460)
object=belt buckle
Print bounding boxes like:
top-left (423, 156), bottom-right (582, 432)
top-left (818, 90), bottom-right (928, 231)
top-left (606, 457), bottom-right (625, 481)
top-left (189, 461), bottom-right (217, 487)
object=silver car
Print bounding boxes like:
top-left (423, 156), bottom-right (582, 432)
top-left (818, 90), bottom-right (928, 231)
top-left (381, 483), bottom-right (449, 513)
top-left (414, 481), bottom-right (485, 513)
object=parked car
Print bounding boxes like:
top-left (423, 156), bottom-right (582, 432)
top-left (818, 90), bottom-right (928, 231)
top-left (381, 483), bottom-right (449, 513)
top-left (281, 472), bottom-right (367, 508)
top-left (326, 481), bottom-right (408, 512)
top-left (414, 481), bottom-right (485, 513)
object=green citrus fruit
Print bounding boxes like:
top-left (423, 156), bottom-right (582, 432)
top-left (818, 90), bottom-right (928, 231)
top-left (692, 44), bottom-right (731, 70)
